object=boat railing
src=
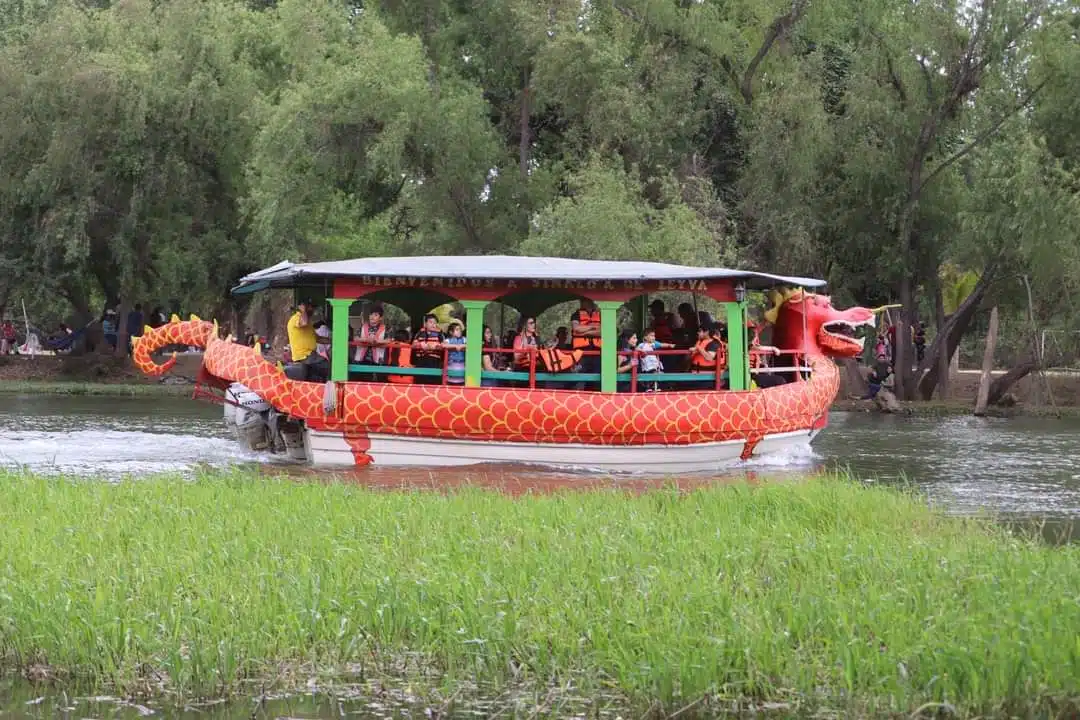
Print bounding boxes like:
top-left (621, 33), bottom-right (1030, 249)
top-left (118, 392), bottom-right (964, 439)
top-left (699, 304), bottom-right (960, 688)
top-left (750, 348), bottom-right (811, 377)
top-left (344, 339), bottom-right (812, 390)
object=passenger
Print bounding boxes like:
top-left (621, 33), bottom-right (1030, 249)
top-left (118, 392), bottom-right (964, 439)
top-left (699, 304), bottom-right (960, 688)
top-left (555, 326), bottom-right (570, 349)
top-left (444, 321), bottom-right (466, 385)
top-left (750, 332), bottom-right (786, 388)
top-left (412, 313), bottom-right (445, 384)
top-left (481, 325), bottom-right (502, 386)
top-left (675, 303), bottom-right (698, 347)
top-left (689, 323), bottom-right (725, 386)
top-left (313, 320), bottom-right (331, 358)
top-left (617, 331), bottom-right (638, 373)
top-left (616, 330), bottom-right (638, 393)
top-left (649, 299), bottom-right (675, 345)
top-left (636, 329), bottom-right (676, 392)
top-left (571, 298), bottom-right (602, 385)
top-left (286, 299), bottom-right (328, 382)
top-left (387, 330), bottom-right (415, 385)
top-left (354, 304), bottom-right (388, 366)
top-left (513, 316), bottom-right (539, 370)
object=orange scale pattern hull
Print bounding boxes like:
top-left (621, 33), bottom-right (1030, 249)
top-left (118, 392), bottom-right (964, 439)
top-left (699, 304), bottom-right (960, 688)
top-left (132, 318), bottom-right (839, 466)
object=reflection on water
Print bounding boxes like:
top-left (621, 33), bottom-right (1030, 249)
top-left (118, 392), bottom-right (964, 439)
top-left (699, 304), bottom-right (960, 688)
top-left (2, 394), bottom-right (1080, 525)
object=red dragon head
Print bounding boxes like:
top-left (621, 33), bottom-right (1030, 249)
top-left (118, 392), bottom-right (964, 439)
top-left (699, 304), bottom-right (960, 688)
top-left (131, 315), bottom-right (217, 376)
top-left (765, 288), bottom-right (874, 358)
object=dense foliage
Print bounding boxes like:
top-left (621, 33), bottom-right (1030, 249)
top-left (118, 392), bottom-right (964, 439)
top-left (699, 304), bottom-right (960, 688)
top-left (0, 0), bottom-right (1077, 396)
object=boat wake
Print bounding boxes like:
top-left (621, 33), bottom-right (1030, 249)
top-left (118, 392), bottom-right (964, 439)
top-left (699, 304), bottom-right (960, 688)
top-left (0, 428), bottom-right (259, 477)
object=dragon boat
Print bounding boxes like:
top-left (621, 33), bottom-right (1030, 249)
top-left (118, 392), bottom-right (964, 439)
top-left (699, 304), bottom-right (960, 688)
top-left (132, 256), bottom-right (873, 472)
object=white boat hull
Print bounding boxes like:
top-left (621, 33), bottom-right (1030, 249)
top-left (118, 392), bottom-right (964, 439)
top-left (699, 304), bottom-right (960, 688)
top-left (305, 427), bottom-right (818, 473)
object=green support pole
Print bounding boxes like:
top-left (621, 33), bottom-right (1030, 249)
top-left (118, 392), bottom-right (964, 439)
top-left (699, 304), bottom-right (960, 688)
top-left (462, 299), bottom-right (489, 388)
top-left (327, 298), bottom-right (352, 382)
top-left (597, 300), bottom-right (621, 393)
top-left (725, 301), bottom-right (747, 390)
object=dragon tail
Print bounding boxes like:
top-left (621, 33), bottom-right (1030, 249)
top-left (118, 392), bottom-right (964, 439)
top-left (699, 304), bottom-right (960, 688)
top-left (131, 315), bottom-right (217, 376)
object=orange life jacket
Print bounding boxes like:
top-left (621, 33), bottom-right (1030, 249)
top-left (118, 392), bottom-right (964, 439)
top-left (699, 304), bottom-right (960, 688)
top-left (690, 338), bottom-right (727, 371)
top-left (538, 347), bottom-right (583, 373)
top-left (571, 309), bottom-right (601, 350)
top-left (514, 333), bottom-right (539, 368)
top-left (387, 346), bottom-right (414, 384)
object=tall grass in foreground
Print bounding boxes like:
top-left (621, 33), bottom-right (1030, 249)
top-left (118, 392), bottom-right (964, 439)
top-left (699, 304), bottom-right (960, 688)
top-left (0, 471), bottom-right (1078, 714)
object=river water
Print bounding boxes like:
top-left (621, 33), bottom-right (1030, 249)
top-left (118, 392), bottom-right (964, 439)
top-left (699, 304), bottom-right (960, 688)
top-left (1, 394), bottom-right (1078, 526)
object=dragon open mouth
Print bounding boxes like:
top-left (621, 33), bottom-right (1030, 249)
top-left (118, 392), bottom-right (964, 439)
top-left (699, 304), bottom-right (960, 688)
top-left (820, 317), bottom-right (875, 355)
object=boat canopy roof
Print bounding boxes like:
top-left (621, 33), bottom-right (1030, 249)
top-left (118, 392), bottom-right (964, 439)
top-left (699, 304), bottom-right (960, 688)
top-left (234, 256), bottom-right (826, 294)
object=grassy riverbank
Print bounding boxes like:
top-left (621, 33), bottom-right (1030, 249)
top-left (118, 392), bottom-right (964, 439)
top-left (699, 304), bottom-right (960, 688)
top-left (1, 472), bottom-right (1078, 715)
top-left (0, 380), bottom-right (193, 397)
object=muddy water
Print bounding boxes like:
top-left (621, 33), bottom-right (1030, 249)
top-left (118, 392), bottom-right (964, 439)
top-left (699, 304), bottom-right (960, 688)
top-left (2, 394), bottom-right (1080, 525)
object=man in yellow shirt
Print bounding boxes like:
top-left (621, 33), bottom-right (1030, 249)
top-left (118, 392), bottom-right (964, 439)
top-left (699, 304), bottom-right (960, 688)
top-left (286, 299), bottom-right (328, 381)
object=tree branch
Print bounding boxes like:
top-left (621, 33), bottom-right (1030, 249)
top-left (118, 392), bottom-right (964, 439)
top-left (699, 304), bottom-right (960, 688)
top-left (916, 55), bottom-right (935, 104)
top-left (739, 0), bottom-right (810, 105)
top-left (885, 55), bottom-right (907, 108)
top-left (919, 80), bottom-right (1047, 192)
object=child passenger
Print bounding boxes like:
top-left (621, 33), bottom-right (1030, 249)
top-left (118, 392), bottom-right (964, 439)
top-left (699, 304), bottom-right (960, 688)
top-left (636, 329), bottom-right (676, 392)
top-left (444, 321), bottom-right (466, 385)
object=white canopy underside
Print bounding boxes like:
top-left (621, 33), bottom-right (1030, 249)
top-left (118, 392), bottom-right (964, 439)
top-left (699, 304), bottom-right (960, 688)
top-left (237, 256), bottom-right (825, 290)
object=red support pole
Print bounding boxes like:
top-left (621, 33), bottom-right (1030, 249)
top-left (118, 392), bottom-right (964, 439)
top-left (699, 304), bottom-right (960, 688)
top-left (529, 348), bottom-right (537, 389)
top-left (630, 351), bottom-right (638, 393)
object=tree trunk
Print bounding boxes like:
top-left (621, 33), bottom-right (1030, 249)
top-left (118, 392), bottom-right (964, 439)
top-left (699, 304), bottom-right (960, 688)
top-left (974, 306), bottom-right (999, 417)
top-left (894, 274), bottom-right (913, 400)
top-left (115, 299), bottom-right (131, 358)
top-left (519, 66), bottom-right (531, 178)
top-left (841, 357), bottom-right (868, 397)
top-left (987, 359), bottom-right (1037, 406)
top-left (933, 276), bottom-right (949, 400)
top-left (916, 267), bottom-right (994, 399)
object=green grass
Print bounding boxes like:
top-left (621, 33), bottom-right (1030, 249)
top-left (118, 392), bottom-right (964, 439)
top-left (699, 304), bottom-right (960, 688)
top-left (0, 471), bottom-right (1078, 715)
top-left (0, 380), bottom-right (192, 397)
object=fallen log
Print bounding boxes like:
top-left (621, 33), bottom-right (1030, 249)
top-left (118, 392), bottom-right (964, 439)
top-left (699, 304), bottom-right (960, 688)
top-left (987, 359), bottom-right (1038, 406)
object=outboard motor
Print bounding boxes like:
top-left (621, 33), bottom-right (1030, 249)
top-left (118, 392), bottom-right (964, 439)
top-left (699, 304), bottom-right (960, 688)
top-left (224, 382), bottom-right (274, 451)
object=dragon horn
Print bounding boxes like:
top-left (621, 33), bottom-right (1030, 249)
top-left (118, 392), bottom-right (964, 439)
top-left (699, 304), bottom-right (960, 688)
top-left (212, 319), bottom-right (219, 337)
top-left (869, 304), bottom-right (903, 314)
top-left (143, 325), bottom-right (153, 337)
top-left (253, 342), bottom-right (262, 357)
top-left (190, 314), bottom-right (201, 322)
top-left (170, 314), bottom-right (181, 323)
